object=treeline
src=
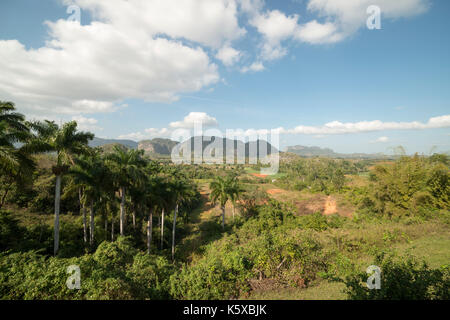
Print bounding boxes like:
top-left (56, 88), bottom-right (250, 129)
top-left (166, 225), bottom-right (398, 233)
top-left (351, 154), bottom-right (449, 218)
top-left (274, 158), bottom-right (368, 193)
top-left (0, 101), bottom-right (201, 259)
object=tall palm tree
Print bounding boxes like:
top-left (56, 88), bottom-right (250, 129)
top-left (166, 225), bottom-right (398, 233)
top-left (36, 120), bottom-right (93, 255)
top-left (228, 176), bottom-right (243, 220)
top-left (105, 146), bottom-right (146, 236)
top-left (69, 152), bottom-right (110, 247)
top-left (143, 175), bottom-right (164, 254)
top-left (210, 175), bottom-right (234, 229)
top-left (0, 102), bottom-right (41, 208)
top-left (169, 179), bottom-right (192, 261)
top-left (158, 180), bottom-right (172, 250)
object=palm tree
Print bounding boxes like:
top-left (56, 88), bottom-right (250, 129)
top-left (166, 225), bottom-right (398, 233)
top-left (69, 152), bottom-right (110, 247)
top-left (0, 102), bottom-right (42, 208)
top-left (36, 120), bottom-right (93, 255)
top-left (158, 180), bottom-right (171, 250)
top-left (228, 176), bottom-right (243, 220)
top-left (105, 146), bottom-right (146, 236)
top-left (143, 175), bottom-right (164, 254)
top-left (0, 102), bottom-right (27, 167)
top-left (209, 175), bottom-right (234, 229)
top-left (169, 179), bottom-right (192, 261)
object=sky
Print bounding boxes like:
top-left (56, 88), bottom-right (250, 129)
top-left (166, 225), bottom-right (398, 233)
top-left (0, 0), bottom-right (449, 154)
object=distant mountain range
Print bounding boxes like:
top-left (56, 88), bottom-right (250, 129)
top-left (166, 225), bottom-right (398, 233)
top-left (286, 145), bottom-right (388, 159)
top-left (90, 137), bottom-right (138, 150)
top-left (91, 137), bottom-right (389, 159)
top-left (90, 136), bottom-right (278, 158)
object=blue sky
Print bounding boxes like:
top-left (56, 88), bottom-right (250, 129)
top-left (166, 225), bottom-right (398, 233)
top-left (0, 0), bottom-right (449, 154)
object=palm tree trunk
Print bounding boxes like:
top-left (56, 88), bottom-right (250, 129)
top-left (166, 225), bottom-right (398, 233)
top-left (79, 191), bottom-right (86, 243)
top-left (172, 204), bottom-right (178, 261)
top-left (89, 200), bottom-right (94, 246)
top-left (132, 209), bottom-right (136, 230)
top-left (147, 208), bottom-right (153, 254)
top-left (111, 216), bottom-right (115, 241)
top-left (78, 189), bottom-right (87, 244)
top-left (161, 208), bottom-right (165, 249)
top-left (104, 218), bottom-right (108, 241)
top-left (221, 205), bottom-right (225, 229)
top-left (83, 206), bottom-right (87, 243)
top-left (120, 186), bottom-right (125, 236)
top-left (54, 174), bottom-right (62, 256)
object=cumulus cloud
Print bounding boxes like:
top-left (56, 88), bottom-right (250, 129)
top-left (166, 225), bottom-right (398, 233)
top-left (118, 113), bottom-right (450, 141)
top-left (281, 115), bottom-right (450, 135)
top-left (118, 127), bottom-right (173, 141)
top-left (295, 20), bottom-right (342, 44)
top-left (215, 46), bottom-right (242, 66)
top-left (0, 0), bottom-right (253, 116)
top-left (118, 112), bottom-right (218, 141)
top-left (240, 61), bottom-right (265, 73)
top-left (1, 0), bottom-right (431, 115)
top-left (305, 0), bottom-right (430, 43)
top-left (250, 10), bottom-right (299, 60)
top-left (71, 115), bottom-right (102, 131)
top-left (63, 0), bottom-right (245, 48)
top-left (371, 136), bottom-right (389, 143)
top-left (247, 0), bottom-right (429, 61)
top-left (170, 112), bottom-right (218, 129)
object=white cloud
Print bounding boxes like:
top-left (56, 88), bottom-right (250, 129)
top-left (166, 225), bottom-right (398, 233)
top-left (117, 132), bottom-right (148, 141)
top-left (64, 0), bottom-right (246, 48)
top-left (371, 136), bottom-right (389, 143)
top-left (1, 0), bottom-right (431, 116)
top-left (1, 0), bottom-right (253, 116)
top-left (215, 46), bottom-right (242, 66)
top-left (170, 112), bottom-right (218, 129)
top-left (247, 0), bottom-right (429, 60)
top-left (250, 10), bottom-right (299, 44)
top-left (306, 0), bottom-right (430, 42)
top-left (118, 114), bottom-right (450, 142)
top-left (118, 112), bottom-right (218, 141)
top-left (295, 20), bottom-right (342, 44)
top-left (71, 115), bottom-right (102, 131)
top-left (282, 115), bottom-right (450, 135)
top-left (250, 10), bottom-right (299, 60)
top-left (240, 61), bottom-right (265, 73)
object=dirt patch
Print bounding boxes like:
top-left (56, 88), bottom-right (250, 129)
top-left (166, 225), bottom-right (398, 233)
top-left (295, 195), bottom-right (326, 215)
top-left (323, 196), bottom-right (338, 215)
top-left (294, 194), bottom-right (353, 217)
top-left (266, 188), bottom-right (284, 195)
top-left (251, 173), bottom-right (268, 178)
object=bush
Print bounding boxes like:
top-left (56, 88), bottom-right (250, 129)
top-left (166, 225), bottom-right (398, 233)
top-left (0, 236), bottom-right (175, 300)
top-left (339, 252), bottom-right (449, 300)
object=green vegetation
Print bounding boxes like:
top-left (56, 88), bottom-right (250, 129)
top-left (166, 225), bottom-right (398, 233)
top-left (0, 100), bottom-right (449, 300)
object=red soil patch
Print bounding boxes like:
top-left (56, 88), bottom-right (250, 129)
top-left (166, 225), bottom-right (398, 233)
top-left (251, 173), bottom-right (268, 178)
top-left (295, 194), bottom-right (353, 217)
top-left (266, 189), bottom-right (284, 195)
top-left (323, 196), bottom-right (338, 215)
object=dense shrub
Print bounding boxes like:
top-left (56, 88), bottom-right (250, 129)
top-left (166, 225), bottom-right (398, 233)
top-left (169, 200), bottom-right (330, 299)
top-left (0, 236), bottom-right (174, 300)
top-left (339, 252), bottom-right (449, 300)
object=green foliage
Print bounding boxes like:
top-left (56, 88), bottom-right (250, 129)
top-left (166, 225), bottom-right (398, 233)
top-left (339, 252), bottom-right (449, 300)
top-left (169, 200), bottom-right (330, 299)
top-left (364, 155), bottom-right (449, 217)
top-left (275, 158), bottom-right (359, 193)
top-left (0, 236), bottom-right (174, 300)
top-left (0, 211), bottom-right (26, 252)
